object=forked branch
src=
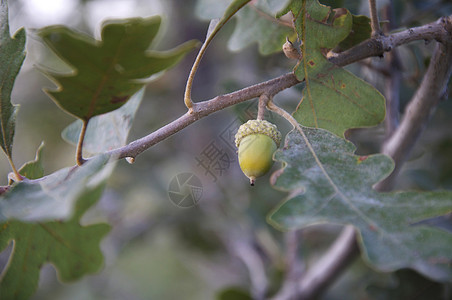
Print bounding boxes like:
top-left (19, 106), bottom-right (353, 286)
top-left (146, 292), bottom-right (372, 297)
top-left (105, 15), bottom-right (451, 162)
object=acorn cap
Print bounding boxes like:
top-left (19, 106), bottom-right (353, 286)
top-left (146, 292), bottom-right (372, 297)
top-left (235, 119), bottom-right (282, 148)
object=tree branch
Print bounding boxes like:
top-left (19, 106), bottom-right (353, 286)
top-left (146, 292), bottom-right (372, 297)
top-left (382, 1), bottom-right (402, 139)
top-left (297, 225), bottom-right (359, 299)
top-left (368, 0), bottom-right (382, 36)
top-left (375, 18), bottom-right (452, 191)
top-left (270, 230), bottom-right (304, 300)
top-left (330, 16), bottom-right (451, 67)
top-left (97, 15), bottom-right (452, 162)
top-left (106, 73), bottom-right (299, 160)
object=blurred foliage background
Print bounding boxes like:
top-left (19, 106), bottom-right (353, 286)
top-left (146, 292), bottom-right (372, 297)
top-left (1, 0), bottom-right (452, 299)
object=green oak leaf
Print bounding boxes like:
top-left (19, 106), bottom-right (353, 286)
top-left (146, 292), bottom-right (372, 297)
top-left (269, 128), bottom-right (452, 281)
top-left (282, 0), bottom-right (384, 137)
top-left (0, 0), bottom-right (25, 162)
top-left (38, 16), bottom-right (199, 121)
top-left (0, 155), bottom-right (112, 222)
top-left (196, 0), bottom-right (293, 55)
top-left (228, 2), bottom-right (294, 55)
top-left (335, 14), bottom-right (372, 52)
top-left (18, 142), bottom-right (45, 180)
top-left (0, 185), bottom-right (110, 300)
top-left (62, 88), bottom-right (144, 154)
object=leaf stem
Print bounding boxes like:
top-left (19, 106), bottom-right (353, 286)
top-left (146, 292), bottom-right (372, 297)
top-left (7, 155), bottom-right (22, 182)
top-left (76, 120), bottom-right (88, 166)
top-left (368, 0), bottom-right (382, 36)
top-left (30, 15), bottom-right (451, 171)
top-left (183, 19), bottom-right (227, 111)
top-left (184, 1), bottom-right (250, 111)
top-left (257, 94), bottom-right (269, 120)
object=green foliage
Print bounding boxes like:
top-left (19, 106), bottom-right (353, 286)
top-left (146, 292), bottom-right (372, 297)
top-left (335, 14), bottom-right (372, 52)
top-left (17, 142), bottom-right (45, 180)
top-left (0, 1), bottom-right (25, 161)
top-left (0, 0), bottom-right (451, 299)
top-left (269, 128), bottom-right (452, 281)
top-left (38, 17), bottom-right (199, 121)
top-left (196, 0), bottom-right (293, 55)
top-left (0, 155), bottom-right (111, 222)
top-left (0, 185), bottom-right (110, 300)
top-left (62, 88), bottom-right (144, 153)
top-left (282, 0), bottom-right (385, 136)
top-left (228, 2), bottom-right (293, 55)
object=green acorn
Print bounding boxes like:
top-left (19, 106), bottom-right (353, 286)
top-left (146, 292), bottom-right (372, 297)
top-left (235, 119), bottom-right (281, 185)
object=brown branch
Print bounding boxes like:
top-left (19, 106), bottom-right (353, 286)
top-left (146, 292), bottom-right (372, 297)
top-left (99, 15), bottom-right (451, 162)
top-left (375, 20), bottom-right (452, 191)
top-left (368, 0), bottom-right (382, 36)
top-left (330, 16), bottom-right (451, 67)
top-left (76, 120), bottom-right (88, 166)
top-left (270, 230), bottom-right (304, 300)
top-left (106, 73), bottom-right (299, 160)
top-left (297, 225), bottom-right (359, 299)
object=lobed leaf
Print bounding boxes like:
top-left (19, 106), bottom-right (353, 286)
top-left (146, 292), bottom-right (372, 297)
top-left (0, 0), bottom-right (25, 161)
top-left (285, 0), bottom-right (384, 137)
top-left (196, 0), bottom-right (293, 55)
top-left (0, 185), bottom-right (110, 300)
top-left (62, 88), bottom-right (144, 154)
top-left (0, 155), bottom-right (112, 222)
top-left (38, 17), bottom-right (198, 121)
top-left (17, 142), bottom-right (45, 180)
top-left (269, 127), bottom-right (452, 281)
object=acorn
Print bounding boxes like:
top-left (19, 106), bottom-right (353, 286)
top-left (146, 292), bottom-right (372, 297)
top-left (235, 119), bottom-right (281, 186)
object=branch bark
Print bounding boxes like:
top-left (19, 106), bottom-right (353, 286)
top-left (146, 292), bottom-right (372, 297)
top-left (106, 73), bottom-right (299, 160)
top-left (330, 16), bottom-right (451, 67)
top-left (375, 18), bottom-right (452, 191)
top-left (100, 15), bottom-right (452, 163)
top-left (16, 11), bottom-right (452, 300)
top-left (297, 226), bottom-right (359, 299)
top-left (382, 1), bottom-right (402, 139)
top-left (368, 0), bottom-right (382, 36)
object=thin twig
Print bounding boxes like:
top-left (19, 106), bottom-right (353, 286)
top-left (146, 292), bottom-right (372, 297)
top-left (382, 1), bottom-right (402, 139)
top-left (257, 94), bottom-right (270, 120)
top-left (368, 0), bottom-right (382, 36)
top-left (76, 120), bottom-right (88, 166)
top-left (297, 225), bottom-right (358, 299)
top-left (184, 2), bottom-right (250, 111)
top-left (105, 15), bottom-right (450, 162)
top-left (27, 15), bottom-right (451, 180)
top-left (375, 28), bottom-right (452, 191)
top-left (6, 155), bottom-right (22, 182)
top-left (270, 230), bottom-right (304, 300)
top-left (107, 73), bottom-right (299, 160)
top-left (330, 16), bottom-right (451, 67)
top-left (231, 239), bottom-right (268, 299)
